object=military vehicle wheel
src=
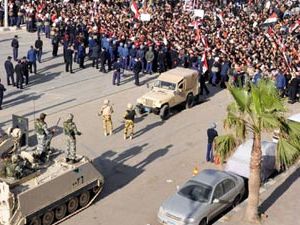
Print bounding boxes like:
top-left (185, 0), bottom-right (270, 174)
top-left (67, 197), bottom-right (79, 214)
top-left (55, 204), bottom-right (67, 220)
top-left (160, 105), bottom-right (170, 120)
top-left (42, 211), bottom-right (54, 225)
top-left (185, 94), bottom-right (194, 109)
top-left (79, 191), bottom-right (91, 207)
top-left (29, 217), bottom-right (41, 225)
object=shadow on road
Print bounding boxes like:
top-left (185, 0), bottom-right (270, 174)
top-left (259, 168), bottom-right (300, 213)
top-left (27, 71), bottom-right (62, 87)
top-left (3, 92), bottom-right (44, 108)
top-left (93, 144), bottom-right (172, 200)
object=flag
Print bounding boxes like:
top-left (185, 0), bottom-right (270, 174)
top-left (265, 27), bottom-right (275, 41)
top-left (201, 36), bottom-right (209, 50)
top-left (263, 12), bottom-right (278, 25)
top-left (289, 20), bottom-right (300, 33)
top-left (201, 51), bottom-right (208, 74)
top-left (130, 1), bottom-right (140, 19)
top-left (216, 13), bottom-right (224, 24)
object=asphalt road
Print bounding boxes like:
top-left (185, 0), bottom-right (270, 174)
top-left (0, 30), bottom-right (299, 225)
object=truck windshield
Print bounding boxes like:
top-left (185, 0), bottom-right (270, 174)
top-left (153, 80), bottom-right (176, 90)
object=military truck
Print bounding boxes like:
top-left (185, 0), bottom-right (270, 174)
top-left (136, 68), bottom-right (200, 120)
top-left (0, 154), bottom-right (104, 225)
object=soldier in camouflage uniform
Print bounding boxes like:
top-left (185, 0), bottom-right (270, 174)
top-left (63, 114), bottom-right (81, 164)
top-left (34, 113), bottom-right (53, 159)
top-left (98, 99), bottom-right (114, 136)
top-left (123, 103), bottom-right (136, 140)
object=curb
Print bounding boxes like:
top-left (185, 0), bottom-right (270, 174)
top-left (0, 25), bottom-right (26, 32)
top-left (215, 159), bottom-right (300, 224)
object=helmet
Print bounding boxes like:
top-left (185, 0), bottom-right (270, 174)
top-left (104, 99), bottom-right (109, 105)
top-left (11, 154), bottom-right (19, 163)
top-left (127, 103), bottom-right (133, 110)
top-left (67, 113), bottom-right (74, 120)
top-left (40, 113), bottom-right (46, 120)
top-left (7, 127), bottom-right (13, 135)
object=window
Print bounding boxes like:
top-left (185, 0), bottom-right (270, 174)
top-left (213, 183), bottom-right (224, 200)
top-left (178, 83), bottom-right (184, 90)
top-left (222, 179), bottom-right (235, 194)
top-left (179, 181), bottom-right (212, 203)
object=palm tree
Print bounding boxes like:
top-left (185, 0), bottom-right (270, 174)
top-left (214, 80), bottom-right (300, 223)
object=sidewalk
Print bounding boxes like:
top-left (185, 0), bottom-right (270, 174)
top-left (215, 161), bottom-right (300, 225)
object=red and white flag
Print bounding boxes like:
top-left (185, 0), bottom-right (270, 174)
top-left (130, 1), bottom-right (140, 19)
top-left (202, 51), bottom-right (208, 74)
top-left (201, 36), bottom-right (209, 50)
top-left (263, 12), bottom-right (278, 25)
top-left (289, 20), bottom-right (300, 33)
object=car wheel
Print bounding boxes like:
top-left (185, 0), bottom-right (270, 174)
top-left (185, 94), bottom-right (194, 109)
top-left (160, 105), bottom-right (170, 120)
top-left (136, 104), bottom-right (145, 115)
top-left (199, 218), bottom-right (207, 225)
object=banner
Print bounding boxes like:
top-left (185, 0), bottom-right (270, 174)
top-left (140, 13), bottom-right (151, 22)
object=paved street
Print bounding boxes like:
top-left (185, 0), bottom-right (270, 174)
top-left (0, 30), bottom-right (299, 225)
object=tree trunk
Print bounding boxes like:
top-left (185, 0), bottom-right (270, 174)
top-left (245, 133), bottom-right (262, 223)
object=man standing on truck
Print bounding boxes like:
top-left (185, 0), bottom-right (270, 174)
top-left (206, 123), bottom-right (218, 163)
top-left (98, 99), bottom-right (114, 136)
top-left (63, 113), bottom-right (81, 163)
top-left (34, 113), bottom-right (54, 161)
top-left (123, 103), bottom-right (136, 140)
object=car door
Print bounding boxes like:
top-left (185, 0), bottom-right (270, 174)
top-left (221, 179), bottom-right (237, 208)
top-left (209, 182), bottom-right (224, 220)
top-left (173, 80), bottom-right (186, 106)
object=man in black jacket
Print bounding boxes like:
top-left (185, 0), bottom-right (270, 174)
top-left (15, 60), bottom-right (23, 89)
top-left (0, 78), bottom-right (6, 110)
top-left (11, 35), bottom-right (19, 61)
top-left (65, 45), bottom-right (74, 73)
top-left (35, 37), bottom-right (43, 63)
top-left (133, 58), bottom-right (142, 86)
top-left (4, 56), bottom-right (15, 86)
top-left (91, 44), bottom-right (100, 69)
top-left (100, 48), bottom-right (107, 73)
top-left (21, 57), bottom-right (29, 85)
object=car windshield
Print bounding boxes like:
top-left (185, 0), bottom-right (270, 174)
top-left (153, 80), bottom-right (176, 90)
top-left (179, 181), bottom-right (212, 203)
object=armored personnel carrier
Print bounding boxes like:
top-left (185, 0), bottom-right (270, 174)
top-left (0, 154), bottom-right (104, 225)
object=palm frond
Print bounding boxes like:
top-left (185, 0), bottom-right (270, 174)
top-left (277, 139), bottom-right (300, 169)
top-left (215, 134), bottom-right (237, 163)
top-left (228, 86), bottom-right (250, 113)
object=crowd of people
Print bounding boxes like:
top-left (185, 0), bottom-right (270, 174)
top-left (1, 0), bottom-right (300, 104)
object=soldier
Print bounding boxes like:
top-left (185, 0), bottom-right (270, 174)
top-left (98, 99), bottom-right (114, 136)
top-left (34, 113), bottom-right (53, 160)
top-left (63, 114), bottom-right (81, 163)
top-left (7, 127), bottom-right (22, 153)
top-left (123, 103), bottom-right (136, 140)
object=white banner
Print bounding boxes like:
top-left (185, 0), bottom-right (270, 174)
top-left (193, 9), bottom-right (204, 18)
top-left (140, 13), bottom-right (151, 22)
